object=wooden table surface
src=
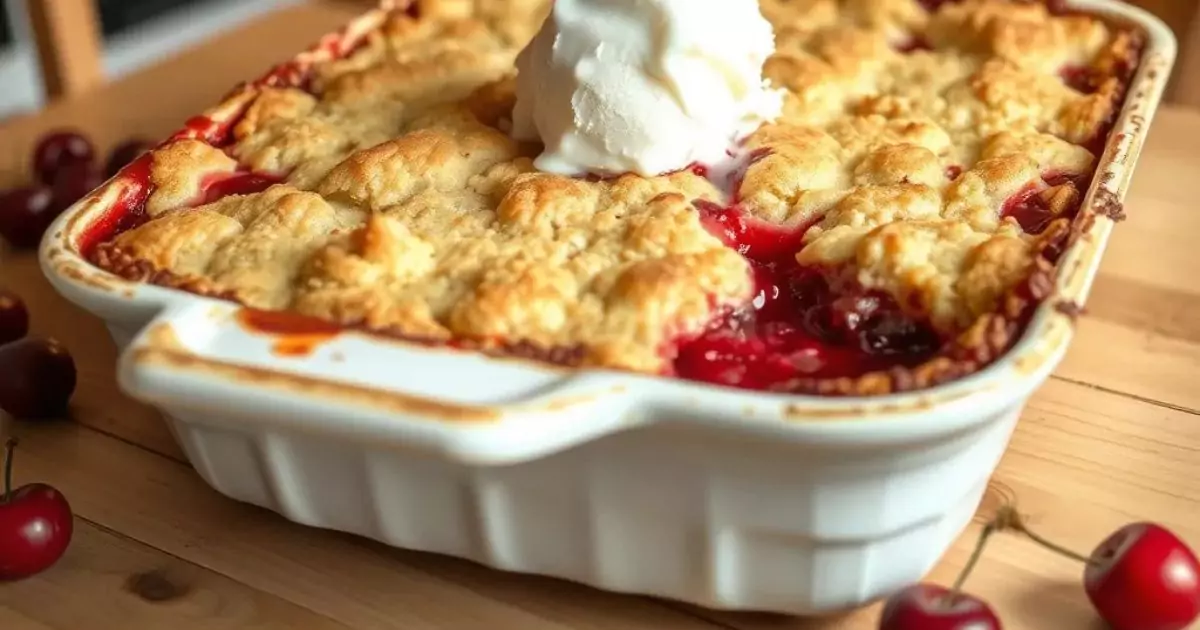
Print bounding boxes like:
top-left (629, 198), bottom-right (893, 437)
top-left (2, 3), bottom-right (1199, 629)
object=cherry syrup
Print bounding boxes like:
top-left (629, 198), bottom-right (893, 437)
top-left (200, 171), bottom-right (283, 205)
top-left (670, 197), bottom-right (941, 391)
top-left (1001, 172), bottom-right (1087, 235)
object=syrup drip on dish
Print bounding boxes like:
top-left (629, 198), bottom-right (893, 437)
top-left (237, 309), bottom-right (341, 358)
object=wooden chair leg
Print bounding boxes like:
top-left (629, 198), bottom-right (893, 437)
top-left (27, 0), bottom-right (105, 100)
top-left (1176, 2), bottom-right (1200, 108)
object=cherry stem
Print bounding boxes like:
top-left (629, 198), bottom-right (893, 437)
top-left (951, 520), bottom-right (998, 594)
top-left (949, 505), bottom-right (1097, 597)
top-left (995, 506), bottom-right (1093, 565)
top-left (2, 438), bottom-right (15, 504)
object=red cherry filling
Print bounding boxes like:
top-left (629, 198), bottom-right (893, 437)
top-left (673, 202), bottom-right (941, 390)
top-left (1084, 523), bottom-right (1200, 630)
top-left (696, 201), bottom-right (806, 261)
top-left (199, 171), bottom-right (283, 205)
top-left (1061, 65), bottom-right (1101, 94)
top-left (915, 0), bottom-right (963, 12)
top-left (1001, 173), bottom-right (1085, 235)
top-left (1002, 184), bottom-right (1055, 234)
top-left (105, 139), bottom-right (156, 178)
top-left (916, 0), bottom-right (1072, 16)
top-left (80, 165), bottom-right (280, 258)
top-left (78, 152), bottom-right (155, 256)
top-left (895, 36), bottom-right (933, 55)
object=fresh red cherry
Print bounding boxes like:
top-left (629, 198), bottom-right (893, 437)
top-left (1084, 523), bottom-right (1200, 630)
top-left (979, 507), bottom-right (1200, 630)
top-left (31, 131), bottom-right (95, 186)
top-left (0, 439), bottom-right (73, 581)
top-left (0, 338), bottom-right (76, 420)
top-left (51, 161), bottom-right (105, 210)
top-left (878, 512), bottom-right (1010, 630)
top-left (0, 289), bottom-right (29, 345)
top-left (879, 584), bottom-right (1002, 630)
top-left (105, 139), bottom-right (155, 178)
top-left (0, 186), bottom-right (57, 249)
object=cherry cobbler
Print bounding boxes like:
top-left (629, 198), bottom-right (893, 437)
top-left (86, 0), bottom-right (1141, 396)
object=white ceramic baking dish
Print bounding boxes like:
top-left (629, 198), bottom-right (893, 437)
top-left (38, 0), bottom-right (1176, 616)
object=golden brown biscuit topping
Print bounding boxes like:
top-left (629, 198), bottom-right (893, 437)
top-left (89, 0), bottom-right (1140, 395)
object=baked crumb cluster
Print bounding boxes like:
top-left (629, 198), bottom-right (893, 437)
top-left (752, 0), bottom-right (1133, 331)
top-left (91, 0), bottom-right (1139, 393)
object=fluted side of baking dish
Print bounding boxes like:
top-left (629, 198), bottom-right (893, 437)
top-left (38, 0), bottom-right (1176, 615)
top-left (168, 387), bottom-right (1021, 613)
top-left (99, 298), bottom-right (1033, 615)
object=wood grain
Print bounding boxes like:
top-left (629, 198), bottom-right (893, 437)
top-left (0, 519), bottom-right (354, 629)
top-left (0, 608), bottom-right (56, 630)
top-left (0, 4), bottom-right (1198, 630)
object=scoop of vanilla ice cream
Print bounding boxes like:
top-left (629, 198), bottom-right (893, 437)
top-left (511, 0), bottom-right (784, 178)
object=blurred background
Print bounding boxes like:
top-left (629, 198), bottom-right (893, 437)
top-left (0, 0), bottom-right (301, 117)
top-left (0, 0), bottom-right (1196, 122)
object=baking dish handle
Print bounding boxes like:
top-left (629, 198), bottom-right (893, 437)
top-left (115, 300), bottom-right (643, 465)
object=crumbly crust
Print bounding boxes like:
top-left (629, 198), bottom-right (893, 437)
top-left (91, 0), bottom-right (1139, 391)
